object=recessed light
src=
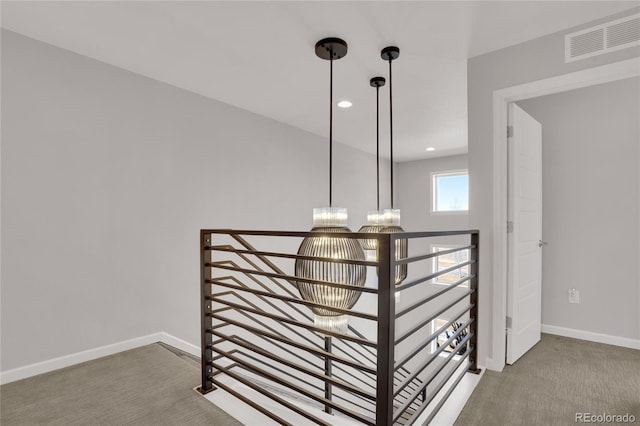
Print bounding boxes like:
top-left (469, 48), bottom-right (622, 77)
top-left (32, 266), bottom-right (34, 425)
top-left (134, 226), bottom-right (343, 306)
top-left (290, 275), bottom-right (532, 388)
top-left (337, 100), bottom-right (352, 108)
top-left (426, 147), bottom-right (435, 152)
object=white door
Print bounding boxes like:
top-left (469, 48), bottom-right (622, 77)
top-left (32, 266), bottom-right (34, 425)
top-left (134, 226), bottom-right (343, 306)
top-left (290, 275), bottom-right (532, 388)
top-left (506, 103), bottom-right (542, 364)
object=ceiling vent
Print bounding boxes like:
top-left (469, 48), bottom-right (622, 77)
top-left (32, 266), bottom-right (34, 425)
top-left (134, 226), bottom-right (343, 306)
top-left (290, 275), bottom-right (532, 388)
top-left (565, 13), bottom-right (640, 62)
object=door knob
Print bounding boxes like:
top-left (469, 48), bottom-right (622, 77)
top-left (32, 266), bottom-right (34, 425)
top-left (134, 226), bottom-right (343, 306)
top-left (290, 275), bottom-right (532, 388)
top-left (539, 240), bottom-right (548, 247)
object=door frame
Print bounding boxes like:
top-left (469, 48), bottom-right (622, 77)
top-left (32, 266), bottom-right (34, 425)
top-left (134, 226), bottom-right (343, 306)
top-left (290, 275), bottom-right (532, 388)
top-left (489, 57), bottom-right (640, 372)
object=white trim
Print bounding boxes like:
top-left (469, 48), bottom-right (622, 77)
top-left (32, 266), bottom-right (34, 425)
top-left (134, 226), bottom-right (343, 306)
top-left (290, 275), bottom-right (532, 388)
top-left (490, 57), bottom-right (640, 372)
top-left (0, 332), bottom-right (202, 385)
top-left (0, 333), bottom-right (162, 385)
top-left (542, 324), bottom-right (640, 350)
top-left (160, 332), bottom-right (201, 357)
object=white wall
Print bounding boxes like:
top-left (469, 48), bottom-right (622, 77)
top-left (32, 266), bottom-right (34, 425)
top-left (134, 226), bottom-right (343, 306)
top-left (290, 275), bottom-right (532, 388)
top-left (397, 154), bottom-right (469, 232)
top-left (516, 78), bottom-right (639, 340)
top-left (0, 30), bottom-right (390, 371)
top-left (468, 7), bottom-right (640, 368)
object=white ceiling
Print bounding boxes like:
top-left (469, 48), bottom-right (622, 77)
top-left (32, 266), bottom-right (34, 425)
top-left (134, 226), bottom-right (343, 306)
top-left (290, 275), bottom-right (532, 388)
top-left (2, 1), bottom-right (637, 161)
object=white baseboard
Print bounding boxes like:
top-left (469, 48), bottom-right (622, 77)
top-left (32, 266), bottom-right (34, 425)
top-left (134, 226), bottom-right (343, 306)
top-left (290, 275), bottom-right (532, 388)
top-left (0, 332), bottom-right (163, 385)
top-left (0, 332), bottom-right (204, 385)
top-left (542, 324), bottom-right (640, 350)
top-left (159, 332), bottom-right (200, 357)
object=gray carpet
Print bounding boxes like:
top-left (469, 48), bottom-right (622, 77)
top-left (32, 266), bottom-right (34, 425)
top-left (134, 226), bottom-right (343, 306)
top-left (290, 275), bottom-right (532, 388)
top-left (455, 334), bottom-right (640, 426)
top-left (0, 343), bottom-right (243, 426)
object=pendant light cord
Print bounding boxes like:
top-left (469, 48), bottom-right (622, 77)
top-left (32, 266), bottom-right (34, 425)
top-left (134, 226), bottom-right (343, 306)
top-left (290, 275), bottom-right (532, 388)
top-left (329, 55), bottom-right (333, 207)
top-left (388, 57), bottom-right (394, 210)
top-left (376, 84), bottom-right (380, 212)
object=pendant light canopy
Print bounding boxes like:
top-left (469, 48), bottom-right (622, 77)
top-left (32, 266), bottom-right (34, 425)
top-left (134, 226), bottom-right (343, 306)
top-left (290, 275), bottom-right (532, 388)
top-left (358, 76), bottom-right (386, 253)
top-left (380, 46), bottom-right (408, 286)
top-left (294, 38), bottom-right (366, 333)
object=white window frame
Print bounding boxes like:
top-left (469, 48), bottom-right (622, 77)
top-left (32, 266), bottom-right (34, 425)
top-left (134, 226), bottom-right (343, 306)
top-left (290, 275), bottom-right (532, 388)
top-left (430, 244), bottom-right (470, 287)
top-left (430, 169), bottom-right (469, 214)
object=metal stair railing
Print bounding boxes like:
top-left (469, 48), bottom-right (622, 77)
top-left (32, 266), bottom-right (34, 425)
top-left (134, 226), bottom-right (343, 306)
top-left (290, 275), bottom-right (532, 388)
top-left (198, 229), bottom-right (480, 425)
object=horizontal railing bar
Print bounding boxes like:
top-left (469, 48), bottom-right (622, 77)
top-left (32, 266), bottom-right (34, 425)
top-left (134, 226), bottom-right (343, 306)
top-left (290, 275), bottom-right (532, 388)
top-left (207, 229), bottom-right (380, 238)
top-left (208, 262), bottom-right (379, 294)
top-left (389, 229), bottom-right (479, 239)
top-left (218, 258), bottom-right (297, 299)
top-left (217, 292), bottom-right (396, 396)
top-left (233, 349), bottom-right (376, 414)
top-left (210, 262), bottom-right (380, 385)
top-left (210, 338), bottom-right (376, 404)
top-left (210, 362), bottom-right (238, 378)
top-left (406, 354), bottom-right (472, 425)
top-left (209, 279), bottom-right (411, 397)
top-left (212, 346), bottom-right (239, 362)
top-left (397, 245), bottom-right (475, 265)
top-left (396, 276), bottom-right (473, 319)
top-left (393, 334), bottom-right (473, 421)
top-left (395, 290), bottom-right (474, 344)
top-left (202, 229), bottom-right (479, 239)
top-left (207, 279), bottom-right (378, 321)
top-left (209, 296), bottom-right (377, 348)
top-left (219, 358), bottom-right (376, 426)
top-left (394, 320), bottom-right (474, 398)
top-left (232, 334), bottom-right (377, 395)
top-left (210, 274), bottom-right (383, 388)
top-left (230, 332), bottom-right (322, 374)
top-left (210, 345), bottom-right (376, 424)
top-left (397, 260), bottom-right (475, 292)
top-left (209, 362), bottom-right (330, 426)
top-left (211, 322), bottom-right (232, 330)
top-left (211, 272), bottom-right (317, 322)
top-left (211, 272), bottom-right (321, 336)
top-left (228, 334), bottom-right (376, 394)
top-left (208, 245), bottom-right (377, 267)
top-left (208, 314), bottom-right (377, 374)
top-left (213, 291), bottom-right (325, 353)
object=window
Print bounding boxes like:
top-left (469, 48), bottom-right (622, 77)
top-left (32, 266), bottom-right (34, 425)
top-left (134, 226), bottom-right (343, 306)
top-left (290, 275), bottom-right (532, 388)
top-left (431, 170), bottom-right (469, 213)
top-left (431, 245), bottom-right (470, 286)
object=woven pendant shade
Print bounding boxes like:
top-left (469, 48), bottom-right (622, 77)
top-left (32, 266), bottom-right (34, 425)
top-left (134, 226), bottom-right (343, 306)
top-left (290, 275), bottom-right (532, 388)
top-left (295, 208), bottom-right (366, 333)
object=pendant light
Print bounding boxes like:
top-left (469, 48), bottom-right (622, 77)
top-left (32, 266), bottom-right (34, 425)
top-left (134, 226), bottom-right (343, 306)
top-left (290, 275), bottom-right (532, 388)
top-left (294, 38), bottom-right (366, 333)
top-left (358, 76), bottom-right (386, 255)
top-left (380, 46), bottom-right (408, 286)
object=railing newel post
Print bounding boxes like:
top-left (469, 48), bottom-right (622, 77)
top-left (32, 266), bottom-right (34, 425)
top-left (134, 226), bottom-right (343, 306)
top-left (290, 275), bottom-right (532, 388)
top-left (199, 230), bottom-right (216, 394)
top-left (376, 233), bottom-right (395, 426)
top-left (468, 231), bottom-right (481, 374)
